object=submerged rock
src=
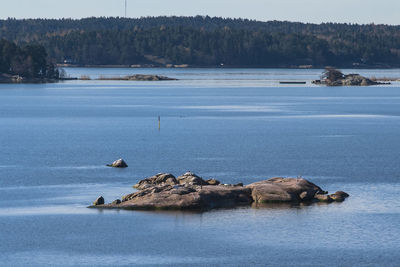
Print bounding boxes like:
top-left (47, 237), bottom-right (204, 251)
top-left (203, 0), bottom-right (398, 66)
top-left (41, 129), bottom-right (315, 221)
top-left (314, 194), bottom-right (333, 203)
top-left (107, 159), bottom-right (128, 168)
top-left (329, 191), bottom-right (350, 202)
top-left (90, 173), bottom-right (349, 211)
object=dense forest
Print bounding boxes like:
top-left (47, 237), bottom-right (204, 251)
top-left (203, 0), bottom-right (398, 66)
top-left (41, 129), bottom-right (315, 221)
top-left (1, 16), bottom-right (399, 68)
top-left (0, 39), bottom-right (59, 79)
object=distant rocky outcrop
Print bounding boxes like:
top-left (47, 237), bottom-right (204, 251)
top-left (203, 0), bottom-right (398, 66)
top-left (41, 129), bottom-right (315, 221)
top-left (107, 159), bottom-right (128, 168)
top-left (312, 68), bottom-right (389, 86)
top-left (89, 172), bottom-right (349, 211)
top-left (96, 74), bottom-right (177, 81)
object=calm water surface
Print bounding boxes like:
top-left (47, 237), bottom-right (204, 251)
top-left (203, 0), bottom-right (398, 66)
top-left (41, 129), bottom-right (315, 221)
top-left (0, 68), bottom-right (399, 266)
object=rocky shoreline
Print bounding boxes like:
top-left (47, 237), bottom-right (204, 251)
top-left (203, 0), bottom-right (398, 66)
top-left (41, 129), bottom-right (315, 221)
top-left (89, 172), bottom-right (349, 211)
top-left (0, 73), bottom-right (61, 84)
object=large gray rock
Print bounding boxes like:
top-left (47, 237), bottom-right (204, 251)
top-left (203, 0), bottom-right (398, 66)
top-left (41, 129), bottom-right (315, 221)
top-left (246, 177), bottom-right (324, 203)
top-left (119, 184), bottom-right (252, 210)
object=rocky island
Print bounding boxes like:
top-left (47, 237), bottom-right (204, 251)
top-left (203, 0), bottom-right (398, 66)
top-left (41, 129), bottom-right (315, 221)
top-left (77, 74), bottom-right (177, 81)
top-left (312, 68), bottom-right (390, 86)
top-left (97, 74), bottom-right (177, 81)
top-left (106, 158), bottom-right (128, 168)
top-left (90, 172), bottom-right (349, 211)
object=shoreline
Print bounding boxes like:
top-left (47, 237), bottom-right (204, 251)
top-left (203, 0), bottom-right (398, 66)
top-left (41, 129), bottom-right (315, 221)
top-left (2, 69), bottom-right (399, 84)
top-left (0, 76), bottom-right (77, 84)
top-left (56, 64), bottom-right (400, 70)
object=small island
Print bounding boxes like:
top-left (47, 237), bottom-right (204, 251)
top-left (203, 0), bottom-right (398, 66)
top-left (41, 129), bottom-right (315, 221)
top-left (89, 172), bottom-right (349, 211)
top-left (313, 68), bottom-right (391, 86)
top-left (81, 74), bottom-right (177, 81)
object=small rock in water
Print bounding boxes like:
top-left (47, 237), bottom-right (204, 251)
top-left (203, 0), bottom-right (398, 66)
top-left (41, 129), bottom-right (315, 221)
top-left (93, 196), bottom-right (105, 206)
top-left (329, 191), bottom-right (350, 202)
top-left (107, 159), bottom-right (128, 168)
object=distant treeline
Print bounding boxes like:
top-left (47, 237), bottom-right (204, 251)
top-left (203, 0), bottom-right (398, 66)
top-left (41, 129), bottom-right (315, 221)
top-left (0, 39), bottom-right (59, 78)
top-left (1, 16), bottom-right (400, 67)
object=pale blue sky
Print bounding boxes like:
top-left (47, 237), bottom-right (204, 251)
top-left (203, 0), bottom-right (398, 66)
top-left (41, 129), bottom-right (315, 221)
top-left (1, 0), bottom-right (399, 25)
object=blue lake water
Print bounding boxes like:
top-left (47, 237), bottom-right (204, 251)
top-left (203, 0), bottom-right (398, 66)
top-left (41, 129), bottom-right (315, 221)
top-left (0, 68), bottom-right (399, 266)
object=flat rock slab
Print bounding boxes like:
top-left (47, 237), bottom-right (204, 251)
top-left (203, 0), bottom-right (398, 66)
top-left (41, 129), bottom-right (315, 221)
top-left (98, 185), bottom-right (252, 210)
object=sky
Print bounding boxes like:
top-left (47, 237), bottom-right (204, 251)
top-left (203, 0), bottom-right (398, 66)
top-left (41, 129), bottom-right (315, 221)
top-left (1, 0), bottom-right (400, 25)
